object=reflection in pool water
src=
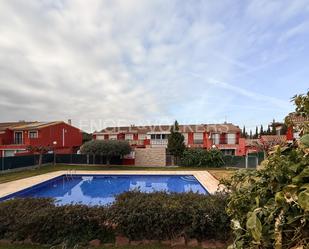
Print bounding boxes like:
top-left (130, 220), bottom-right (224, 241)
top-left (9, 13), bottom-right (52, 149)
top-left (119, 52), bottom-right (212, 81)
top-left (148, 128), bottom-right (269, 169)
top-left (5, 175), bottom-right (208, 205)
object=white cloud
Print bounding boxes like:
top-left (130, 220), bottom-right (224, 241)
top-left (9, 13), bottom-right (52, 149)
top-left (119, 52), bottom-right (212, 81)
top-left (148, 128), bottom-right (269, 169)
top-left (0, 0), bottom-right (307, 131)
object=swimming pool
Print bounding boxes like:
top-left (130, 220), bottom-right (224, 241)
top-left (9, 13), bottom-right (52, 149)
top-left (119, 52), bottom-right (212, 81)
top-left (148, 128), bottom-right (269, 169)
top-left (0, 174), bottom-right (208, 205)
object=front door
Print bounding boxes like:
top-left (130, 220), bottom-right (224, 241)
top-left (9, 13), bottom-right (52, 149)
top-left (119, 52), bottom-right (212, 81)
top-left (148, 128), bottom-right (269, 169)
top-left (14, 132), bottom-right (23, 144)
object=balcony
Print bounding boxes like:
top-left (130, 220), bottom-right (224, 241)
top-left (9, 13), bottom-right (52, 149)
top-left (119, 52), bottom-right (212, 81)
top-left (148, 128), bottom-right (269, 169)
top-left (128, 140), bottom-right (145, 146)
top-left (150, 139), bottom-right (168, 147)
top-left (212, 138), bottom-right (238, 145)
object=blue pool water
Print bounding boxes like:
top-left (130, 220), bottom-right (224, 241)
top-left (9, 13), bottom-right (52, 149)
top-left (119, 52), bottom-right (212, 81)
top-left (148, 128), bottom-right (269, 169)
top-left (1, 175), bottom-right (208, 205)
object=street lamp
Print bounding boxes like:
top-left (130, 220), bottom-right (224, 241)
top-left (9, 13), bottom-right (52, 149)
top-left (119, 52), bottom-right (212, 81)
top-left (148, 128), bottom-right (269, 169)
top-left (53, 141), bottom-right (57, 166)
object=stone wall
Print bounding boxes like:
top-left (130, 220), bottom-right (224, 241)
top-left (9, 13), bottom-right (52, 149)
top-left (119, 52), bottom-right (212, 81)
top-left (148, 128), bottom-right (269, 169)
top-left (135, 147), bottom-right (166, 167)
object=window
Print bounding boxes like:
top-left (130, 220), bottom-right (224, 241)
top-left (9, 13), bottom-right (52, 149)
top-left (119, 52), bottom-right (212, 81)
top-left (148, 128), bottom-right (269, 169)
top-left (227, 134), bottom-right (236, 144)
top-left (193, 133), bottom-right (203, 144)
top-left (125, 134), bottom-right (133, 140)
top-left (151, 134), bottom-right (156, 139)
top-left (29, 131), bottom-right (38, 139)
top-left (109, 134), bottom-right (117, 140)
top-left (162, 134), bottom-right (167, 139)
top-left (96, 135), bottom-right (104, 140)
top-left (183, 133), bottom-right (188, 145)
top-left (221, 149), bottom-right (235, 155)
top-left (211, 134), bottom-right (220, 144)
top-left (156, 134), bottom-right (161, 139)
top-left (138, 134), bottom-right (147, 140)
top-left (14, 132), bottom-right (23, 144)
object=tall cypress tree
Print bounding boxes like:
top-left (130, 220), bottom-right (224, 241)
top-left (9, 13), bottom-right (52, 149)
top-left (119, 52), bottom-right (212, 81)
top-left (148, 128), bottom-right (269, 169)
top-left (167, 120), bottom-right (186, 164)
top-left (267, 126), bottom-right (271, 135)
top-left (254, 126), bottom-right (258, 139)
top-left (249, 130), bottom-right (253, 139)
top-left (260, 125), bottom-right (264, 136)
top-left (242, 126), bottom-right (247, 138)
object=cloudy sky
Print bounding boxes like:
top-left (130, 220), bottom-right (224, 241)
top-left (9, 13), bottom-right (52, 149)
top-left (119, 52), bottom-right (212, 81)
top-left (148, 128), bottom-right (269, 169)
top-left (0, 0), bottom-right (308, 132)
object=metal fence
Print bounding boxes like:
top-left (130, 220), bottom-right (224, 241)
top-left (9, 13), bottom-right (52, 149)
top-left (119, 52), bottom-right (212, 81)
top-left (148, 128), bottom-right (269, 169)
top-left (0, 152), bottom-right (265, 172)
top-left (0, 154), bottom-right (54, 171)
top-left (223, 152), bottom-right (264, 168)
top-left (0, 154), bottom-right (123, 172)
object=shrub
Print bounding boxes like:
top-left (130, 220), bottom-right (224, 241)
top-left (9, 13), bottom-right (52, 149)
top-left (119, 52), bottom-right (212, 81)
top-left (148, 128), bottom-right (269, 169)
top-left (111, 191), bottom-right (230, 241)
top-left (80, 140), bottom-right (131, 164)
top-left (222, 143), bottom-right (309, 249)
top-left (0, 193), bottom-right (230, 246)
top-left (180, 148), bottom-right (225, 167)
top-left (0, 198), bottom-right (113, 246)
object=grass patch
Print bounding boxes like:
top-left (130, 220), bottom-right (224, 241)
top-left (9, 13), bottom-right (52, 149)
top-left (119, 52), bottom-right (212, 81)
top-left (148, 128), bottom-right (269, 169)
top-left (0, 164), bottom-right (236, 184)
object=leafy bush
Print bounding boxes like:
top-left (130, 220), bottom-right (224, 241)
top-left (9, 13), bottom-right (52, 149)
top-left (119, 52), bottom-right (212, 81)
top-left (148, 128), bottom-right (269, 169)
top-left (222, 142), bottom-right (309, 249)
top-left (180, 148), bottom-right (225, 167)
top-left (0, 198), bottom-right (113, 246)
top-left (111, 191), bottom-right (230, 241)
top-left (80, 140), bottom-right (131, 164)
top-left (0, 193), bottom-right (230, 246)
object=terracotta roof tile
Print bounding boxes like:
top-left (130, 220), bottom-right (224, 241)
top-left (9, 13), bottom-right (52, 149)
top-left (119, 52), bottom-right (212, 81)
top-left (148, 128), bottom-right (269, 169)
top-left (97, 123), bottom-right (241, 134)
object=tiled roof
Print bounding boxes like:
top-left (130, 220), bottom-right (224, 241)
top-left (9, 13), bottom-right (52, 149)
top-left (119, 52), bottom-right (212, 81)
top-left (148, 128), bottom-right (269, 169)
top-left (260, 135), bottom-right (287, 143)
top-left (96, 123), bottom-right (241, 134)
top-left (0, 121), bottom-right (64, 131)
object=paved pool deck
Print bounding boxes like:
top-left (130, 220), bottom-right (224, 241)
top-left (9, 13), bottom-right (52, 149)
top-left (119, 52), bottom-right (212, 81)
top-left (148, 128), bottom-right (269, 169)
top-left (0, 170), bottom-right (220, 198)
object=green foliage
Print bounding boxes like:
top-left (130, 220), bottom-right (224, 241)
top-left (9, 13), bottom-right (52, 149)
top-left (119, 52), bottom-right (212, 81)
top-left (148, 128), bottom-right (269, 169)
top-left (167, 120), bottom-right (186, 159)
top-left (291, 91), bottom-right (309, 117)
top-left (82, 132), bottom-right (93, 144)
top-left (0, 193), bottom-right (230, 246)
top-left (80, 140), bottom-right (131, 164)
top-left (111, 191), bottom-right (230, 241)
top-left (285, 91), bottom-right (309, 135)
top-left (180, 148), bottom-right (224, 167)
top-left (0, 198), bottom-right (113, 246)
top-left (222, 141), bottom-right (309, 249)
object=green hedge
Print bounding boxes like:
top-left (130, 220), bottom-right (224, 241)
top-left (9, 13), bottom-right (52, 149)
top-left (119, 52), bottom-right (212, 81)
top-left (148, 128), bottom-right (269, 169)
top-left (112, 192), bottom-right (230, 241)
top-left (180, 148), bottom-right (225, 167)
top-left (0, 193), bottom-right (230, 246)
top-left (0, 198), bottom-right (113, 246)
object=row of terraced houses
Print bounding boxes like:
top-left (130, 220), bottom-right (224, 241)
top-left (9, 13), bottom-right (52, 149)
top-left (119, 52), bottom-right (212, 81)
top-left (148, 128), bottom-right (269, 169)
top-left (93, 123), bottom-right (246, 156)
top-left (0, 116), bottom-right (306, 159)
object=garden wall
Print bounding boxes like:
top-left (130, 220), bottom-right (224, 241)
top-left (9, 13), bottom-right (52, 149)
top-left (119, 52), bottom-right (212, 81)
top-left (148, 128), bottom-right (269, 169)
top-left (135, 147), bottom-right (166, 167)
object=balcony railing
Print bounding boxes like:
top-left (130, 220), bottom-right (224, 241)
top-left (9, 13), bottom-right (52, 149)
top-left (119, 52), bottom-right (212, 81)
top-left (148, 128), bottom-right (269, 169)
top-left (150, 139), bottom-right (168, 145)
top-left (212, 138), bottom-right (238, 145)
top-left (128, 140), bottom-right (145, 146)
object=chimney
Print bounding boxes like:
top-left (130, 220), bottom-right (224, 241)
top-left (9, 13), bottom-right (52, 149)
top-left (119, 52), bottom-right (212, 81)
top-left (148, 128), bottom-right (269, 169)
top-left (68, 119), bottom-right (72, 125)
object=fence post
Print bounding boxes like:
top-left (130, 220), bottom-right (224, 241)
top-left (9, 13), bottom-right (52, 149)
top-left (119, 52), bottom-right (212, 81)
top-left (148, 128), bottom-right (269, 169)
top-left (87, 154), bottom-right (89, 164)
top-left (245, 155), bottom-right (248, 169)
top-left (1, 155), bottom-right (4, 172)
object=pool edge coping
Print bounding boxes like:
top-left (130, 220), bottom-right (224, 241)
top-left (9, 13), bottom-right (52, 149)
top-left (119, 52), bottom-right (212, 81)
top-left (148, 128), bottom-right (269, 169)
top-left (0, 170), bottom-right (220, 199)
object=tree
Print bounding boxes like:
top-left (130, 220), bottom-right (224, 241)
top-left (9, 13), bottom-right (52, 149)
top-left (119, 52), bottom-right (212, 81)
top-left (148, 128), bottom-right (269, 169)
top-left (26, 145), bottom-right (51, 168)
top-left (254, 126), bottom-right (258, 139)
top-left (81, 140), bottom-right (131, 165)
top-left (259, 124), bottom-right (264, 136)
top-left (82, 132), bottom-right (93, 144)
top-left (285, 91), bottom-right (309, 135)
top-left (266, 125), bottom-right (271, 135)
top-left (253, 136), bottom-right (286, 159)
top-left (249, 130), bottom-right (253, 139)
top-left (167, 120), bottom-right (186, 165)
top-left (222, 92), bottom-right (309, 248)
top-left (242, 126), bottom-right (247, 138)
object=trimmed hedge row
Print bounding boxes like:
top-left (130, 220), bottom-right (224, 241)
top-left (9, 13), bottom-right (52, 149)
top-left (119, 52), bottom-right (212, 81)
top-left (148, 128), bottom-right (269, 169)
top-left (0, 192), bottom-right (230, 246)
top-left (0, 198), bottom-right (113, 246)
top-left (112, 191), bottom-right (230, 241)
